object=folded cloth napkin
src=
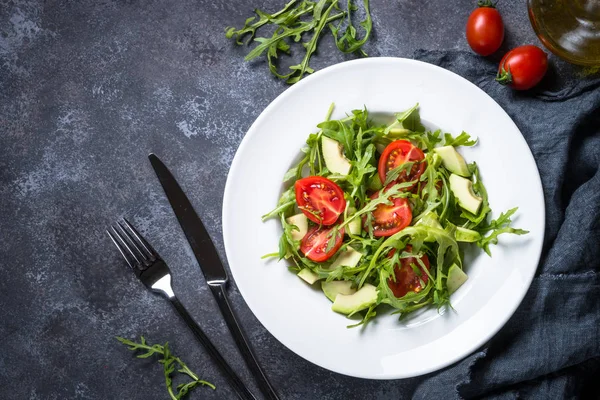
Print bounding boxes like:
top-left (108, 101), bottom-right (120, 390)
top-left (410, 50), bottom-right (600, 399)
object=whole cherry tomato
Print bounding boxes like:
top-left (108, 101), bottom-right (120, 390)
top-left (466, 1), bottom-right (504, 56)
top-left (496, 45), bottom-right (548, 90)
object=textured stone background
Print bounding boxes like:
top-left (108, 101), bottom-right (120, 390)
top-left (0, 1), bottom-right (583, 399)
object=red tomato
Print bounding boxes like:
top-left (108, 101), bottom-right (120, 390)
top-left (300, 225), bottom-right (344, 262)
top-left (365, 191), bottom-right (412, 237)
top-left (496, 45), bottom-right (548, 90)
top-left (295, 176), bottom-right (346, 226)
top-left (466, 4), bottom-right (504, 56)
top-left (387, 245), bottom-right (431, 298)
top-left (378, 140), bottom-right (426, 188)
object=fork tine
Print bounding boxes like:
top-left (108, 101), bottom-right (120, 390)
top-left (121, 218), bottom-right (158, 258)
top-left (110, 225), bottom-right (145, 267)
top-left (116, 220), bottom-right (150, 261)
top-left (107, 228), bottom-right (136, 270)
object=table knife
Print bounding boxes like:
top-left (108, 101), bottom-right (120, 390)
top-left (149, 153), bottom-right (280, 400)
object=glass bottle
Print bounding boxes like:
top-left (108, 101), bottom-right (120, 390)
top-left (528, 0), bottom-right (600, 66)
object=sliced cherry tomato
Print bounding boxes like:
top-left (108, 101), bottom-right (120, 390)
top-left (300, 225), bottom-right (344, 262)
top-left (295, 176), bottom-right (346, 226)
top-left (466, 2), bottom-right (504, 56)
top-left (496, 45), bottom-right (548, 90)
top-left (387, 245), bottom-right (431, 298)
top-left (364, 191), bottom-right (412, 237)
top-left (378, 140), bottom-right (426, 188)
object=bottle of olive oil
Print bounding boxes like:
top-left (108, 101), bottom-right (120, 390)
top-left (528, 0), bottom-right (600, 66)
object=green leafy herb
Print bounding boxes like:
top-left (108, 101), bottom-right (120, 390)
top-left (476, 207), bottom-right (529, 256)
top-left (330, 0), bottom-right (372, 56)
top-left (226, 0), bottom-right (373, 84)
top-left (383, 162), bottom-right (416, 186)
top-left (443, 131), bottom-right (477, 147)
top-left (395, 103), bottom-right (425, 132)
top-left (116, 336), bottom-right (215, 400)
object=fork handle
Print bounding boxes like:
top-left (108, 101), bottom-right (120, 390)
top-left (209, 284), bottom-right (280, 400)
top-left (169, 297), bottom-right (256, 400)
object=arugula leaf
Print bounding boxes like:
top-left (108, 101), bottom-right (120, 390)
top-left (444, 131), bottom-right (477, 147)
top-left (330, 0), bottom-right (372, 56)
top-left (324, 263), bottom-right (366, 281)
top-left (278, 231), bottom-right (291, 260)
top-left (423, 130), bottom-right (443, 152)
top-left (225, 0), bottom-right (300, 44)
top-left (478, 227), bottom-right (529, 256)
top-left (347, 143), bottom-right (376, 199)
top-left (246, 21), bottom-right (315, 62)
top-left (305, 132), bottom-right (323, 175)
top-left (283, 164), bottom-right (301, 182)
top-left (318, 120), bottom-right (353, 157)
top-left (383, 161), bottom-right (415, 186)
top-left (287, 0), bottom-right (342, 84)
top-left (394, 103), bottom-right (425, 133)
top-left (324, 226), bottom-right (341, 253)
top-left (347, 304), bottom-right (377, 328)
top-left (226, 0), bottom-right (372, 84)
top-left (116, 336), bottom-right (215, 399)
top-left (261, 187), bottom-right (295, 221)
top-left (476, 207), bottom-right (529, 256)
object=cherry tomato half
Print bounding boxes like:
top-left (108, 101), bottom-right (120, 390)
top-left (300, 225), bottom-right (344, 262)
top-left (365, 191), bottom-right (412, 237)
top-left (295, 176), bottom-right (346, 226)
top-left (378, 140), bottom-right (426, 188)
top-left (387, 245), bottom-right (431, 298)
top-left (496, 45), bottom-right (548, 90)
top-left (466, 3), bottom-right (504, 56)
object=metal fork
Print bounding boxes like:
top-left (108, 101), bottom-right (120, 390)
top-left (107, 218), bottom-right (256, 400)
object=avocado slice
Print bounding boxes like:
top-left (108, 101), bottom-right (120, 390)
top-left (447, 264), bottom-right (468, 294)
top-left (286, 213), bottom-right (308, 241)
top-left (388, 127), bottom-right (411, 136)
top-left (322, 136), bottom-right (351, 175)
top-left (330, 247), bottom-right (363, 270)
top-left (322, 280), bottom-right (356, 302)
top-left (297, 268), bottom-right (320, 285)
top-left (332, 283), bottom-right (378, 315)
top-left (449, 174), bottom-right (482, 214)
top-left (455, 226), bottom-right (482, 242)
top-left (346, 207), bottom-right (362, 236)
top-left (348, 217), bottom-right (362, 236)
top-left (434, 146), bottom-right (470, 177)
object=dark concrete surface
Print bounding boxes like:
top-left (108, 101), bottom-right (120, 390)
top-left (0, 1), bottom-right (580, 399)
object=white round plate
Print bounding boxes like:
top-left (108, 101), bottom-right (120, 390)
top-left (222, 58), bottom-right (544, 379)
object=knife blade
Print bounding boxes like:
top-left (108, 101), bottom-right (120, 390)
top-left (149, 153), bottom-right (226, 284)
top-left (149, 153), bottom-right (280, 400)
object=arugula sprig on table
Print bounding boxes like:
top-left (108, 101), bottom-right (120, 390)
top-left (116, 336), bottom-right (215, 400)
top-left (226, 0), bottom-right (372, 84)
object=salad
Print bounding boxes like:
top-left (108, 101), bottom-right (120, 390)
top-left (262, 104), bottom-right (527, 327)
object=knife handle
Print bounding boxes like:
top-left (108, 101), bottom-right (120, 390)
top-left (209, 284), bottom-right (280, 400)
top-left (169, 297), bottom-right (256, 400)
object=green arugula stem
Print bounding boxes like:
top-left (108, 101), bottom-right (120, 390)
top-left (116, 336), bottom-right (216, 399)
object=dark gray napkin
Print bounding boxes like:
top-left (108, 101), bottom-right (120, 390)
top-left (410, 50), bottom-right (600, 399)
